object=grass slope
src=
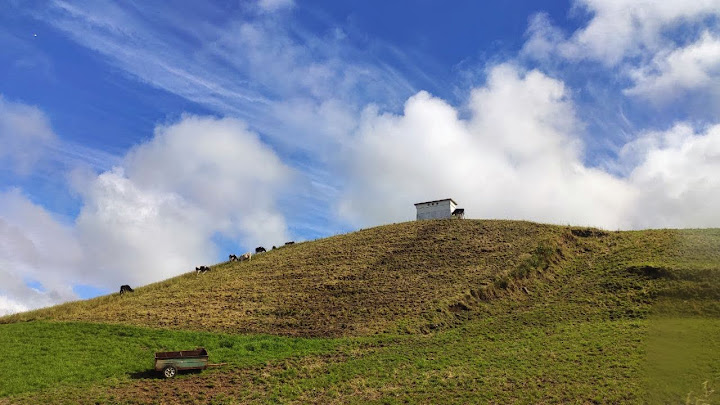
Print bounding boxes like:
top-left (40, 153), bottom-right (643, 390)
top-left (4, 219), bottom-right (705, 337)
top-left (2, 220), bottom-right (720, 403)
top-left (5, 220), bottom-right (570, 336)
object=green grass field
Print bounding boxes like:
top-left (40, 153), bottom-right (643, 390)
top-left (0, 322), bottom-right (340, 398)
top-left (1, 220), bottom-right (719, 403)
top-left (2, 317), bottom-right (718, 403)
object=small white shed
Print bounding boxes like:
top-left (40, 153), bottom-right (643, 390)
top-left (414, 198), bottom-right (464, 220)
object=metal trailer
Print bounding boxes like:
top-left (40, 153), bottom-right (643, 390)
top-left (154, 347), bottom-right (211, 378)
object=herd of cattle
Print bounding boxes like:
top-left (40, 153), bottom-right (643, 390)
top-left (118, 241), bottom-right (297, 294)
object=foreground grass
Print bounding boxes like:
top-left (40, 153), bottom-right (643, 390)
top-left (645, 317), bottom-right (720, 403)
top-left (3, 316), bottom-right (719, 404)
top-left (0, 322), bottom-right (340, 398)
top-left (265, 317), bottom-right (649, 404)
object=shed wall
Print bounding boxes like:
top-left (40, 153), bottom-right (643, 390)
top-left (416, 200), bottom-right (455, 220)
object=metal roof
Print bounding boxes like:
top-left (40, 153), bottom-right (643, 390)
top-left (414, 198), bottom-right (457, 206)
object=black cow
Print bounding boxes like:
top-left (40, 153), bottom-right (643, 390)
top-left (119, 285), bottom-right (134, 294)
top-left (272, 246), bottom-right (276, 250)
top-left (285, 241), bottom-right (295, 246)
top-left (195, 265), bottom-right (210, 274)
top-left (255, 246), bottom-right (266, 253)
top-left (229, 254), bottom-right (238, 262)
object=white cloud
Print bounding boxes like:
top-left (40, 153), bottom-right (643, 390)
top-left (74, 168), bottom-right (215, 287)
top-left (564, 0), bottom-right (720, 65)
top-left (0, 95), bottom-right (57, 175)
top-left (0, 189), bottom-right (81, 314)
top-left (0, 296), bottom-right (29, 317)
top-left (339, 64), bottom-right (637, 230)
top-left (624, 123), bottom-right (720, 229)
top-left (125, 116), bottom-right (291, 225)
top-left (73, 115), bottom-right (292, 287)
top-left (625, 32), bottom-right (720, 102)
top-left (523, 0), bottom-right (720, 66)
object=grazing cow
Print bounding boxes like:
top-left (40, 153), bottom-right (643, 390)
top-left (255, 246), bottom-right (266, 254)
top-left (229, 254), bottom-right (238, 262)
top-left (272, 246), bottom-right (276, 250)
top-left (285, 241), bottom-right (295, 246)
top-left (195, 265), bottom-right (210, 274)
top-left (119, 285), bottom-right (134, 294)
top-left (240, 252), bottom-right (251, 261)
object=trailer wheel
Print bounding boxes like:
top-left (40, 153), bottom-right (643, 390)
top-left (163, 365), bottom-right (177, 378)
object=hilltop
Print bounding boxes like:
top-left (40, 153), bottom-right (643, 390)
top-left (4, 220), bottom-right (719, 336)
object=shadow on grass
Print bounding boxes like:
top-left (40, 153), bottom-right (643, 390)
top-left (129, 369), bottom-right (163, 380)
top-left (129, 368), bottom-right (205, 380)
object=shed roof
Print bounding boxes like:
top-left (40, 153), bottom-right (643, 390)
top-left (414, 198), bottom-right (457, 206)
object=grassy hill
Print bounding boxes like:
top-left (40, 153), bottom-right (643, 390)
top-left (2, 219), bottom-right (720, 403)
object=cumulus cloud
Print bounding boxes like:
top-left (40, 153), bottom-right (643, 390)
top-left (339, 64), bottom-right (637, 229)
top-left (0, 296), bottom-right (28, 316)
top-left (0, 95), bottom-right (57, 175)
top-left (625, 32), bottom-right (720, 102)
top-left (623, 123), bottom-right (720, 229)
top-left (73, 115), bottom-right (292, 287)
top-left (125, 116), bottom-right (291, 228)
top-left (559, 0), bottom-right (720, 64)
top-left (73, 168), bottom-right (215, 287)
top-left (0, 189), bottom-right (81, 315)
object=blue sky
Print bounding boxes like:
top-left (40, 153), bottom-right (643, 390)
top-left (2, 0), bottom-right (720, 313)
